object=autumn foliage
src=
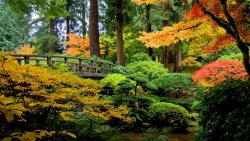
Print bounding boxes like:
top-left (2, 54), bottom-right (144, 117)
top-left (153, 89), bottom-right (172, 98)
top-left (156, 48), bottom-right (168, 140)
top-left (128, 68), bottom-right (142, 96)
top-left (132, 0), bottom-right (166, 5)
top-left (137, 19), bottom-right (203, 48)
top-left (15, 44), bottom-right (36, 54)
top-left (0, 52), bottom-right (130, 140)
top-left (192, 60), bottom-right (249, 87)
top-left (186, 0), bottom-right (249, 53)
top-left (62, 34), bottom-right (90, 57)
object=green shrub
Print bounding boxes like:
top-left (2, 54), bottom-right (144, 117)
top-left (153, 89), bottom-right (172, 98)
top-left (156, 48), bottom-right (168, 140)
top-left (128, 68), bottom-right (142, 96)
top-left (100, 73), bottom-right (127, 95)
top-left (35, 35), bottom-right (62, 54)
top-left (148, 102), bottom-right (190, 127)
top-left (137, 96), bottom-right (159, 109)
top-left (115, 79), bottom-right (136, 96)
top-left (100, 74), bottom-right (127, 89)
top-left (217, 52), bottom-right (243, 61)
top-left (126, 61), bottom-right (167, 80)
top-left (151, 73), bottom-right (197, 97)
top-left (161, 98), bottom-right (193, 112)
top-left (197, 80), bottom-right (250, 141)
top-left (127, 72), bottom-right (150, 96)
top-left (113, 65), bottom-right (128, 75)
top-left (131, 52), bottom-right (152, 62)
top-left (201, 47), bottom-right (240, 65)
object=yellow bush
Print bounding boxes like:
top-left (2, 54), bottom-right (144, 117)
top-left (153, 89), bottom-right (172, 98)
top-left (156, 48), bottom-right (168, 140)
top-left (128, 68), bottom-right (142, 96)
top-left (0, 52), bottom-right (131, 140)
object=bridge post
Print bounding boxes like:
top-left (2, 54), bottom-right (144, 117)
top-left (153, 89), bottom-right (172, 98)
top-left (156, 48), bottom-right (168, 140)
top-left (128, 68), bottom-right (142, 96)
top-left (24, 56), bottom-right (30, 64)
top-left (109, 64), bottom-right (113, 73)
top-left (78, 59), bottom-right (82, 72)
top-left (92, 60), bottom-right (97, 73)
top-left (35, 60), bottom-right (40, 66)
top-left (47, 56), bottom-right (52, 66)
top-left (17, 58), bottom-right (22, 65)
top-left (64, 57), bottom-right (68, 64)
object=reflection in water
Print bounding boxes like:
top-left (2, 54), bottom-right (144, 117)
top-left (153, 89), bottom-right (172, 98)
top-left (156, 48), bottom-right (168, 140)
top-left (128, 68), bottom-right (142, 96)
top-left (119, 133), bottom-right (195, 141)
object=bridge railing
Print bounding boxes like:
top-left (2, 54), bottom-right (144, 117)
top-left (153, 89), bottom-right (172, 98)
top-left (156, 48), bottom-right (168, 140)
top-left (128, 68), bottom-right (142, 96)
top-left (10, 54), bottom-right (114, 78)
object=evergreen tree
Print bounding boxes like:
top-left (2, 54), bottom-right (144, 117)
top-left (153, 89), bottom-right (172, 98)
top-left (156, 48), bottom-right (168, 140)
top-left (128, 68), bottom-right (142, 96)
top-left (0, 4), bottom-right (30, 51)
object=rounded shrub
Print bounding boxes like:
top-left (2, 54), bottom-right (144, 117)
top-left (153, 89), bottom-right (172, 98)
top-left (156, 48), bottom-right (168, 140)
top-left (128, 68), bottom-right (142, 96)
top-left (100, 73), bottom-right (126, 89)
top-left (100, 73), bottom-right (127, 95)
top-left (126, 61), bottom-right (167, 80)
top-left (112, 65), bottom-right (128, 75)
top-left (148, 102), bottom-right (190, 127)
top-left (197, 80), bottom-right (250, 141)
top-left (115, 79), bottom-right (136, 96)
top-left (130, 52), bottom-right (152, 62)
top-left (137, 95), bottom-right (159, 109)
top-left (151, 73), bottom-right (197, 98)
top-left (161, 98), bottom-right (193, 112)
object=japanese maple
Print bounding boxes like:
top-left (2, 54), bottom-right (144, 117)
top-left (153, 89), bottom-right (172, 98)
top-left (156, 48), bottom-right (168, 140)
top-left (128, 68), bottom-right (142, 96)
top-left (193, 60), bottom-right (249, 87)
top-left (62, 34), bottom-right (90, 57)
top-left (187, 0), bottom-right (250, 76)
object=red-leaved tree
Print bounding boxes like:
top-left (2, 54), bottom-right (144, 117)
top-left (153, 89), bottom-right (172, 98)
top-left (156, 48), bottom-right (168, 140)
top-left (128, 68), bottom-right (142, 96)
top-left (193, 60), bottom-right (249, 87)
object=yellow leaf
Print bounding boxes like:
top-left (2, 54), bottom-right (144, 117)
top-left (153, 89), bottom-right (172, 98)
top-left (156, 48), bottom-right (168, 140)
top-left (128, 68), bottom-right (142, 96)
top-left (1, 137), bottom-right (13, 141)
top-left (60, 130), bottom-right (77, 139)
top-left (5, 112), bottom-right (14, 123)
top-left (0, 95), bottom-right (14, 105)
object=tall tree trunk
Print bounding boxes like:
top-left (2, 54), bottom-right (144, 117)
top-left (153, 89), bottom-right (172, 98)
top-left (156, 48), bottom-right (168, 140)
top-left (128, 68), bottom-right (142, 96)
top-left (66, 0), bottom-right (70, 48)
top-left (81, 0), bottom-right (87, 36)
top-left (116, 1), bottom-right (125, 66)
top-left (174, 44), bottom-right (182, 72)
top-left (89, 0), bottom-right (101, 57)
top-left (237, 38), bottom-right (250, 77)
top-left (162, 3), bottom-right (170, 69)
top-left (49, 18), bottom-right (56, 52)
top-left (162, 47), bottom-right (168, 68)
top-left (146, 5), bottom-right (153, 58)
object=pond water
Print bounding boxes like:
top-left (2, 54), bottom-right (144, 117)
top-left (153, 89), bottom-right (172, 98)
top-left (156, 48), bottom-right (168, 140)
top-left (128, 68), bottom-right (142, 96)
top-left (117, 132), bottom-right (195, 141)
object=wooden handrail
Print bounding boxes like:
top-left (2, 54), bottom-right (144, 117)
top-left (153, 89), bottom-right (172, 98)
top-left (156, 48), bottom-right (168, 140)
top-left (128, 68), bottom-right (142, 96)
top-left (9, 54), bottom-right (114, 78)
top-left (11, 54), bottom-right (114, 65)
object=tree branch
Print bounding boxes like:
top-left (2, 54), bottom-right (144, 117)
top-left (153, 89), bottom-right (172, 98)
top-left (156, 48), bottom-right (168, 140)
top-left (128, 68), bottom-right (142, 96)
top-left (198, 2), bottom-right (236, 39)
top-left (219, 0), bottom-right (239, 36)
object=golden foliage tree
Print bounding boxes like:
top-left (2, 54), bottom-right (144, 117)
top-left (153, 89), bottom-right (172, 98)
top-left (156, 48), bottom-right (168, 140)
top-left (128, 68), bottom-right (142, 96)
top-left (137, 19), bottom-right (203, 48)
top-left (62, 34), bottom-right (90, 57)
top-left (15, 44), bottom-right (36, 54)
top-left (0, 52), bottom-right (131, 140)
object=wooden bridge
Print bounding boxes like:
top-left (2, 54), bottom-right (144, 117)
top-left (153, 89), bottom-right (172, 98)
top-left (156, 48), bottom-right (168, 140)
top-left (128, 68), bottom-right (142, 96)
top-left (10, 54), bottom-right (114, 78)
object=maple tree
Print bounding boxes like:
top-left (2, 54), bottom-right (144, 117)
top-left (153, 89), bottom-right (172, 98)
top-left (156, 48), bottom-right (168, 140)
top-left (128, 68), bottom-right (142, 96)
top-left (62, 34), bottom-right (90, 57)
top-left (137, 19), bottom-right (203, 48)
top-left (187, 0), bottom-right (250, 76)
top-left (192, 60), bottom-right (249, 87)
top-left (15, 44), bottom-right (36, 54)
top-left (0, 52), bottom-right (131, 140)
top-left (62, 34), bottom-right (110, 57)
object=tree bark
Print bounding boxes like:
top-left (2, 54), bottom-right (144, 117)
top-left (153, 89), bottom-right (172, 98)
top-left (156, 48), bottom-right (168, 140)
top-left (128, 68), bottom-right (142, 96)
top-left (174, 45), bottom-right (182, 72)
top-left (66, 0), bottom-right (70, 45)
top-left (146, 5), bottom-right (153, 58)
top-left (81, 0), bottom-right (87, 36)
top-left (116, 1), bottom-right (125, 66)
top-left (49, 18), bottom-right (56, 53)
top-left (89, 0), bottom-right (101, 57)
top-left (162, 47), bottom-right (168, 68)
top-left (161, 3), bottom-right (171, 69)
top-left (237, 38), bottom-right (250, 77)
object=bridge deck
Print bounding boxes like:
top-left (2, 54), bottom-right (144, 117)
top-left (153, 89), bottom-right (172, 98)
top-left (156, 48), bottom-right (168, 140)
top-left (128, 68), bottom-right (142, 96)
top-left (9, 54), bottom-right (114, 78)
